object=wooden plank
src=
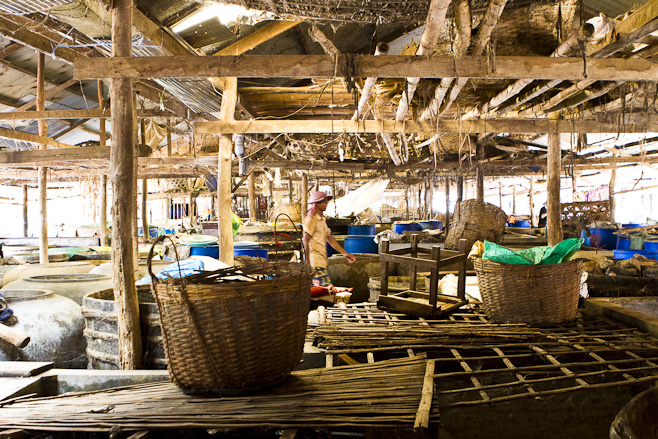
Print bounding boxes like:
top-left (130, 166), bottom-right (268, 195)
top-left (195, 118), bottom-right (658, 135)
top-left (74, 54), bottom-right (658, 81)
top-left (215, 21), bottom-right (301, 56)
top-left (0, 362), bottom-right (53, 378)
top-left (0, 109), bottom-right (175, 120)
top-left (380, 254), bottom-right (441, 271)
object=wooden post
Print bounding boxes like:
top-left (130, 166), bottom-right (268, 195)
top-left (512, 178), bottom-right (517, 215)
top-left (268, 179), bottom-right (274, 219)
top-left (188, 179), bottom-right (195, 229)
top-left (98, 81), bottom-right (108, 247)
top-left (166, 126), bottom-right (172, 157)
top-left (609, 160), bottom-right (617, 223)
top-left (476, 141), bottom-right (485, 203)
top-left (141, 179), bottom-right (149, 243)
top-left (36, 51), bottom-right (49, 264)
top-left (109, 0), bottom-right (141, 370)
top-left (405, 186), bottom-right (410, 219)
top-left (22, 184), bottom-right (28, 237)
top-left (301, 173), bottom-right (308, 218)
top-left (529, 175), bottom-right (535, 228)
top-left (417, 184), bottom-right (422, 219)
top-left (456, 176), bottom-right (463, 205)
top-left (444, 178), bottom-right (450, 231)
top-left (547, 122), bottom-right (563, 246)
top-left (498, 179), bottom-right (503, 208)
top-left (218, 77), bottom-right (237, 265)
top-left (247, 172), bottom-right (257, 222)
top-left (100, 175), bottom-right (108, 246)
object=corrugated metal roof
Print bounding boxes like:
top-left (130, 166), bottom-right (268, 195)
top-left (0, 0), bottom-right (75, 14)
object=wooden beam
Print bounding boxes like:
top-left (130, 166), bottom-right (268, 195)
top-left (0, 127), bottom-right (82, 149)
top-left (215, 21), bottom-right (301, 56)
top-left (588, 0), bottom-right (658, 56)
top-left (14, 78), bottom-right (79, 112)
top-left (195, 118), bottom-right (658, 135)
top-left (0, 109), bottom-right (176, 120)
top-left (110, 0), bottom-right (141, 370)
top-left (74, 55), bottom-right (658, 82)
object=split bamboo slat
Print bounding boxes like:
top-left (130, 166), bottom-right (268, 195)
top-left (0, 357), bottom-right (438, 432)
top-left (313, 303), bottom-right (658, 409)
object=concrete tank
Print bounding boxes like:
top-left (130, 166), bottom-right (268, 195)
top-left (1, 261), bottom-right (95, 287)
top-left (2, 273), bottom-right (112, 305)
top-left (83, 286), bottom-right (165, 370)
top-left (0, 289), bottom-right (86, 368)
top-left (327, 253), bottom-right (394, 303)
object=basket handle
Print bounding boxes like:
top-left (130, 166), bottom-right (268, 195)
top-left (147, 235), bottom-right (183, 284)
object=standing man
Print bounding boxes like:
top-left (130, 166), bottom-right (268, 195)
top-left (303, 191), bottom-right (356, 286)
top-left (538, 202), bottom-right (548, 228)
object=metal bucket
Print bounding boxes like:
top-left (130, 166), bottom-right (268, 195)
top-left (82, 286), bottom-right (165, 370)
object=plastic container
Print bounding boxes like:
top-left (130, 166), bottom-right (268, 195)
top-left (512, 220), bottom-right (531, 228)
top-left (190, 245), bottom-right (219, 258)
top-left (343, 235), bottom-right (378, 254)
top-left (581, 227), bottom-right (617, 249)
top-left (613, 249), bottom-right (658, 260)
top-left (233, 247), bottom-right (269, 260)
top-left (419, 220), bottom-right (443, 230)
top-left (393, 222), bottom-right (421, 234)
top-left (644, 240), bottom-right (658, 251)
top-left (348, 225), bottom-right (376, 235)
top-left (138, 226), bottom-right (159, 238)
top-left (622, 223), bottom-right (648, 228)
top-left (617, 234), bottom-right (631, 250)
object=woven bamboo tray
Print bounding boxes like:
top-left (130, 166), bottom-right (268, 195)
top-left (445, 200), bottom-right (507, 250)
top-left (473, 258), bottom-right (583, 324)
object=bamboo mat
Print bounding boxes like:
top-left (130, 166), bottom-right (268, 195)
top-left (0, 356), bottom-right (437, 432)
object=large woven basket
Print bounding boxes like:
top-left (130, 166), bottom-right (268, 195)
top-left (149, 249), bottom-right (313, 395)
top-left (445, 200), bottom-right (507, 250)
top-left (473, 258), bottom-right (583, 324)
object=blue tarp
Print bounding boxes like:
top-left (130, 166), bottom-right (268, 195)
top-left (136, 259), bottom-right (205, 285)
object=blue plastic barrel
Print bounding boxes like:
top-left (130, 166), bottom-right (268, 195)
top-left (613, 249), bottom-right (658, 260)
top-left (617, 234), bottom-right (631, 250)
top-left (234, 247), bottom-right (269, 260)
top-left (348, 225), bottom-right (376, 235)
top-left (419, 220), bottom-right (443, 230)
top-left (581, 227), bottom-right (617, 249)
top-left (645, 241), bottom-right (658, 251)
top-left (138, 226), bottom-right (159, 238)
top-left (343, 235), bottom-right (378, 254)
top-left (393, 222), bottom-right (421, 234)
top-left (190, 245), bottom-right (219, 258)
top-left (513, 220), bottom-right (531, 228)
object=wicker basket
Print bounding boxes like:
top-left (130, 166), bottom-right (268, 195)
top-left (445, 200), bottom-right (507, 250)
top-left (148, 247), bottom-right (313, 395)
top-left (473, 258), bottom-right (583, 324)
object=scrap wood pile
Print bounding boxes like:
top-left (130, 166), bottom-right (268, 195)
top-left (0, 357), bottom-right (438, 432)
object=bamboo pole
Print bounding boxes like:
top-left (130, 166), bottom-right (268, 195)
top-left (218, 77), bottom-right (237, 265)
top-left (512, 179), bottom-right (517, 215)
top-left (22, 184), bottom-right (28, 237)
top-left (609, 157), bottom-right (617, 223)
top-left (36, 51), bottom-right (48, 264)
top-left (109, 0), bottom-right (141, 370)
top-left (445, 178), bottom-right (450, 231)
top-left (395, 0), bottom-right (451, 121)
top-left (248, 172), bottom-right (257, 222)
top-left (498, 179), bottom-right (503, 208)
top-left (546, 120), bottom-right (563, 245)
top-left (352, 43), bottom-right (388, 120)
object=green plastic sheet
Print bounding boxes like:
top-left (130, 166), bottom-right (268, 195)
top-left (482, 238), bottom-right (583, 265)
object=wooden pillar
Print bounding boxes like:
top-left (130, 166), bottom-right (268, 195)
top-left (417, 184), bottom-right (422, 219)
top-left (166, 126), bottom-right (172, 157)
top-left (609, 161), bottom-right (616, 223)
top-left (22, 184), bottom-right (28, 237)
top-left (247, 172), bottom-right (257, 222)
top-left (141, 179), bottom-right (149, 243)
top-left (301, 173), bottom-right (308, 218)
top-left (218, 77), bottom-right (237, 265)
top-left (512, 178), bottom-right (517, 215)
top-left (100, 175), bottom-right (108, 246)
top-left (476, 141), bottom-right (485, 203)
top-left (529, 175), bottom-right (535, 228)
top-left (405, 186), bottom-right (410, 219)
top-left (547, 124), bottom-right (563, 246)
top-left (166, 195), bottom-right (172, 221)
top-left (444, 178), bottom-right (450, 232)
top-left (456, 176), bottom-right (463, 205)
top-left (188, 179), bottom-right (195, 229)
top-left (36, 51), bottom-right (49, 264)
top-left (109, 0), bottom-right (141, 370)
top-left (268, 180), bottom-right (274, 219)
top-left (98, 82), bottom-right (108, 247)
top-left (498, 179), bottom-right (503, 208)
